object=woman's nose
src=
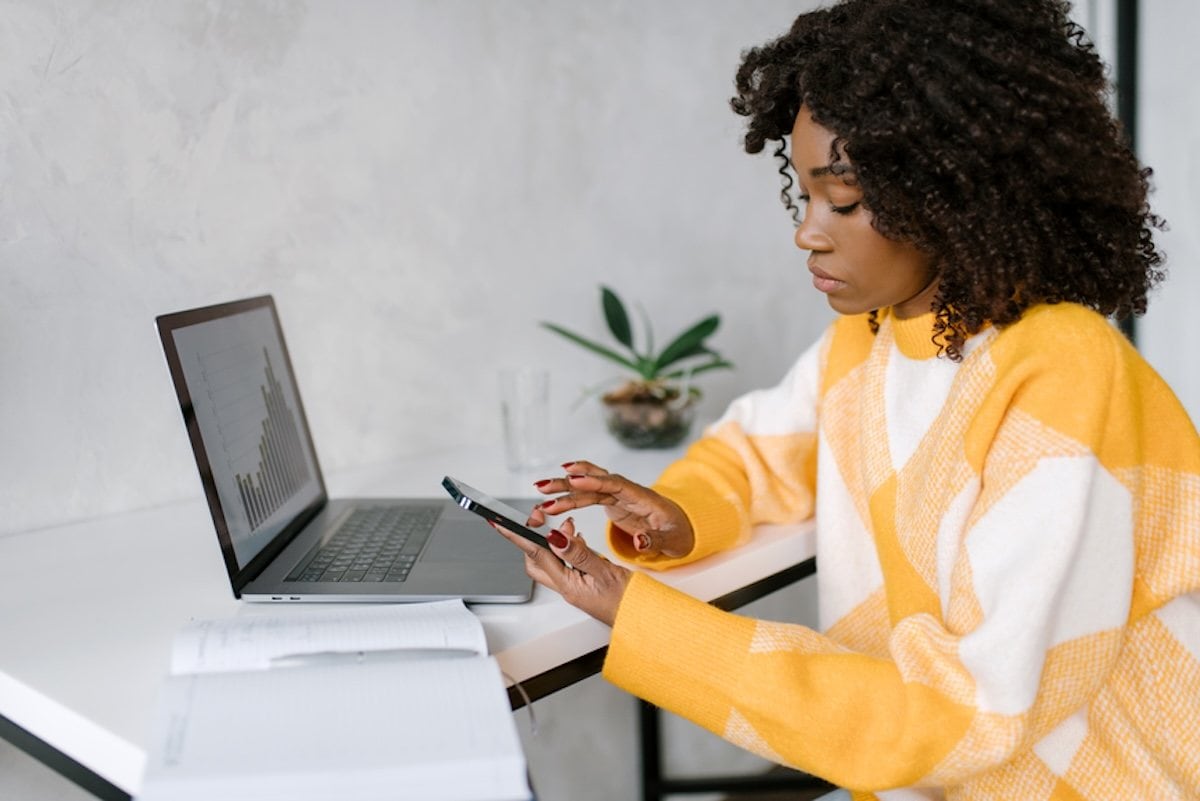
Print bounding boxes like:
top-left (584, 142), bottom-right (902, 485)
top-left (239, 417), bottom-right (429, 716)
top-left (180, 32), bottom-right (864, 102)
top-left (794, 215), bottom-right (830, 251)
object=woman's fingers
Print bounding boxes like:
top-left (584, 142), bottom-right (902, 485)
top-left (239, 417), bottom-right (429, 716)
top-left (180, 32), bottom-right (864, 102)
top-left (567, 471), bottom-right (635, 495)
top-left (529, 462), bottom-right (694, 557)
top-left (490, 518), bottom-right (631, 626)
top-left (569, 473), bottom-right (668, 517)
top-left (545, 521), bottom-right (630, 626)
top-left (549, 518), bottom-right (603, 574)
top-left (532, 477), bottom-right (572, 496)
top-left (537, 488), bottom-right (619, 514)
top-left (525, 505), bottom-right (547, 528)
top-left (536, 470), bottom-right (650, 514)
top-left (490, 523), bottom-right (571, 581)
top-left (559, 460), bottom-right (610, 477)
top-left (530, 461), bottom-right (610, 498)
top-left (529, 463), bottom-right (616, 517)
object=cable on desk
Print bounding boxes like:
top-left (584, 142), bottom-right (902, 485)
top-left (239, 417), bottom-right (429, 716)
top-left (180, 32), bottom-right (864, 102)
top-left (502, 671), bottom-right (538, 737)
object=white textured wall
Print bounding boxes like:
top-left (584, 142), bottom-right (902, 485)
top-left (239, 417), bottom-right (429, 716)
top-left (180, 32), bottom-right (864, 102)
top-left (0, 0), bottom-right (827, 537)
top-left (1139, 1), bottom-right (1200, 424)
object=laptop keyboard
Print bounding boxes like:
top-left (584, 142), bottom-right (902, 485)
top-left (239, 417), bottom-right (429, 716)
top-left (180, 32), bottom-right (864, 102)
top-left (284, 505), bottom-right (441, 583)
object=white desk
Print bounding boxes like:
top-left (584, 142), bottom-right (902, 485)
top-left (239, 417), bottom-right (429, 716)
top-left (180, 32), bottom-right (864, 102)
top-left (0, 435), bottom-right (815, 800)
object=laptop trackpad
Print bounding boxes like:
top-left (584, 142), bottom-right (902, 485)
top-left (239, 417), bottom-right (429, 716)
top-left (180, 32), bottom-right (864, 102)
top-left (423, 522), bottom-right (516, 562)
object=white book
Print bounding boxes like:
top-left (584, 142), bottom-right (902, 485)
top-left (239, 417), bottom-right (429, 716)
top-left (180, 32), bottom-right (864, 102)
top-left (137, 600), bottom-right (531, 801)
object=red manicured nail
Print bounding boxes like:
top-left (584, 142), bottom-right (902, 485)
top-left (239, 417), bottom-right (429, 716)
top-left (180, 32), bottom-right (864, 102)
top-left (548, 529), bottom-right (568, 548)
top-left (540, 499), bottom-right (556, 509)
top-left (534, 480), bottom-right (552, 488)
top-left (561, 462), bottom-right (576, 469)
top-left (567, 474), bottom-right (586, 480)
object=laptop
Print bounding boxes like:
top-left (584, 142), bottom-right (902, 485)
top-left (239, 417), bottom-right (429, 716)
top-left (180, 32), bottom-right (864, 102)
top-left (156, 294), bottom-right (533, 603)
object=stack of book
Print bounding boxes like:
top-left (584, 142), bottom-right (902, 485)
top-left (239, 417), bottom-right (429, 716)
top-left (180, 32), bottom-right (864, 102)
top-left (137, 600), bottom-right (531, 801)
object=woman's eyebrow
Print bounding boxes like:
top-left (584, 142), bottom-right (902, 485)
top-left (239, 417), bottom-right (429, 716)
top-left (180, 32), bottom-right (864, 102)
top-left (809, 164), bottom-right (857, 178)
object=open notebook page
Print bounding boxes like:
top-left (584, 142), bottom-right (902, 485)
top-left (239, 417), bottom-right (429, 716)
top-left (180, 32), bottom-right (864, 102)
top-left (169, 599), bottom-right (487, 674)
top-left (138, 657), bottom-right (530, 801)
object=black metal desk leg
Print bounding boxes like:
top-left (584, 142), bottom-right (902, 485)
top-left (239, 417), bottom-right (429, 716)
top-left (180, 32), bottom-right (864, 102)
top-left (639, 699), bottom-right (665, 801)
top-left (636, 699), bottom-right (834, 800)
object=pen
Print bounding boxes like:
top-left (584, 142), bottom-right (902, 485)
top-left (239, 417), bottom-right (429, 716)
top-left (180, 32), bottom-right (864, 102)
top-left (269, 648), bottom-right (480, 669)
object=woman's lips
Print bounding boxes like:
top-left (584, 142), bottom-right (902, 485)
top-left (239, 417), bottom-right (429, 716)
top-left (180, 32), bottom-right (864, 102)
top-left (809, 262), bottom-right (846, 294)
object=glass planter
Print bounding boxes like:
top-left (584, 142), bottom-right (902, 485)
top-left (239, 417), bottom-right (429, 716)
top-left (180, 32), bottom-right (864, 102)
top-left (602, 395), bottom-right (696, 449)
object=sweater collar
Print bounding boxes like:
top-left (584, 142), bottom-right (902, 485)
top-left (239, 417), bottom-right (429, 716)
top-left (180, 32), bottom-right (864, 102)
top-left (883, 308), bottom-right (942, 360)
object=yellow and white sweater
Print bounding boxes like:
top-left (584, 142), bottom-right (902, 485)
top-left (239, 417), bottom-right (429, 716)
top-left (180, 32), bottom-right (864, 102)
top-left (603, 303), bottom-right (1200, 799)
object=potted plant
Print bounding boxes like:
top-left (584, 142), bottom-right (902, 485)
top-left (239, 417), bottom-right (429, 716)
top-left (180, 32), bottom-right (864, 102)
top-left (542, 286), bottom-right (734, 448)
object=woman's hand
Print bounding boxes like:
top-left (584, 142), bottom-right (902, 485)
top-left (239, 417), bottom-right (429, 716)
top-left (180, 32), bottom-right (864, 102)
top-left (527, 461), bottom-right (695, 558)
top-left (490, 517), bottom-right (631, 626)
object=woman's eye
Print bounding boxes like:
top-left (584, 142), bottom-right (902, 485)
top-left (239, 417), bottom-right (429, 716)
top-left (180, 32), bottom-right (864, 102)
top-left (830, 201), bottom-right (861, 215)
top-left (797, 193), bottom-right (811, 204)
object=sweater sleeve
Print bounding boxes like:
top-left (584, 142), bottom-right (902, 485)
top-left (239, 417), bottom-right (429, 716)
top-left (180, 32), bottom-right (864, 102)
top-left (605, 573), bottom-right (974, 789)
top-left (604, 306), bottom-right (1200, 792)
top-left (607, 327), bottom-right (830, 569)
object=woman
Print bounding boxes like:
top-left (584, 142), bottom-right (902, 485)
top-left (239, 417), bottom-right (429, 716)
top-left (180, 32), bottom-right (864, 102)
top-left (494, 1), bottom-right (1200, 797)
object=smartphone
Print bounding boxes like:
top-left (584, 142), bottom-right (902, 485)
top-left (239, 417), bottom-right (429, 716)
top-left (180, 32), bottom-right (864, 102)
top-left (442, 476), bottom-right (552, 551)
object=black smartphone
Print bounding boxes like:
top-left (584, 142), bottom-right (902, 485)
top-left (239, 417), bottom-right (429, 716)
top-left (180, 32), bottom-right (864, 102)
top-left (442, 476), bottom-right (552, 551)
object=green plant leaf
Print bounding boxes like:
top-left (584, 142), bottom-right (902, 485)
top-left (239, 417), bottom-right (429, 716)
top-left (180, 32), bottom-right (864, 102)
top-left (662, 357), bottom-right (735, 381)
top-left (634, 301), bottom-right (654, 360)
top-left (633, 355), bottom-right (657, 380)
top-left (540, 322), bottom-right (641, 373)
top-left (653, 315), bottom-right (720, 373)
top-left (657, 342), bottom-right (715, 366)
top-left (601, 286), bottom-right (634, 351)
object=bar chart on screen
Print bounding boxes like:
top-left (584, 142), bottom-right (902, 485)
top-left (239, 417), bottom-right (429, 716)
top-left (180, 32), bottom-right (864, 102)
top-left (169, 303), bottom-right (323, 565)
top-left (200, 346), bottom-right (311, 530)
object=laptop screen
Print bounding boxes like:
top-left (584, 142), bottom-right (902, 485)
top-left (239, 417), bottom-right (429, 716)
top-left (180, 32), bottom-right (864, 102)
top-left (161, 297), bottom-right (324, 573)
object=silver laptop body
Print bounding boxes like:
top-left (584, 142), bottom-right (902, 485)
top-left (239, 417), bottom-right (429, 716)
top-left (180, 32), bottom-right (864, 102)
top-left (156, 294), bottom-right (532, 603)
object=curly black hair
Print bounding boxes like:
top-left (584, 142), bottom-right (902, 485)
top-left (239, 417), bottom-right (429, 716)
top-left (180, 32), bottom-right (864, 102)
top-left (731, 0), bottom-right (1165, 360)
